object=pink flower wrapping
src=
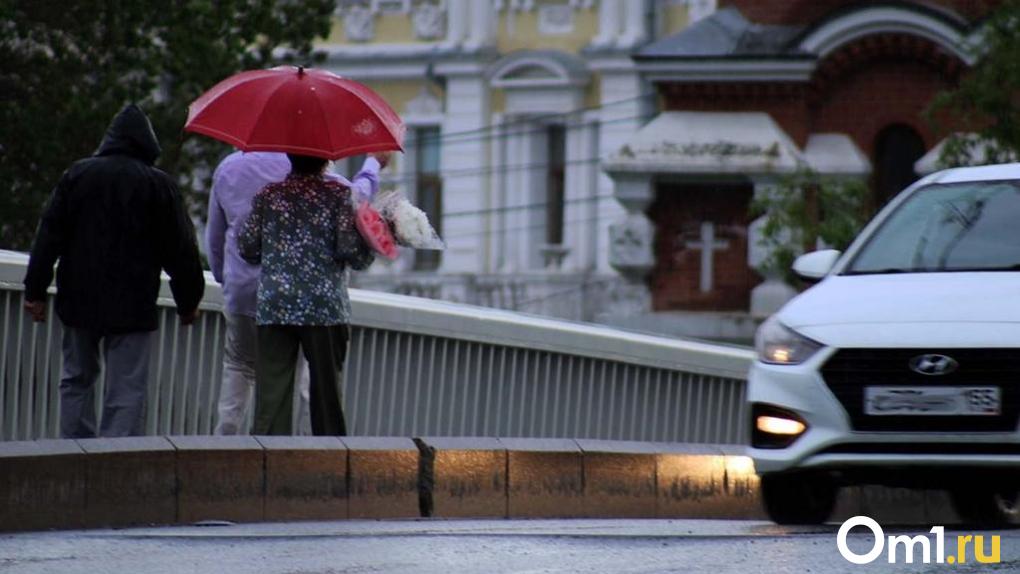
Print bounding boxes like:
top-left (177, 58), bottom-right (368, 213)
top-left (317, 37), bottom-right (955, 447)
top-left (354, 202), bottom-right (398, 260)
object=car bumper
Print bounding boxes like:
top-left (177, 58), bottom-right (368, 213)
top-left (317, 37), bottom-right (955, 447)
top-left (746, 348), bottom-right (1020, 475)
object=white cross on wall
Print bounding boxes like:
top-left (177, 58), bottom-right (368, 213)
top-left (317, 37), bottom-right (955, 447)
top-left (684, 222), bottom-right (730, 293)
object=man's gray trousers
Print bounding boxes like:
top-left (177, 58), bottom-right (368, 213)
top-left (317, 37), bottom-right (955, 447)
top-left (59, 325), bottom-right (152, 438)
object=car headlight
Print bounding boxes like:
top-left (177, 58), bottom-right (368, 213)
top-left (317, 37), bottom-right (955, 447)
top-left (755, 316), bottom-right (823, 365)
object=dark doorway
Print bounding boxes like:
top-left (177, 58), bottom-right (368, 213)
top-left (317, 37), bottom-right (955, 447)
top-left (647, 184), bottom-right (757, 311)
top-left (873, 124), bottom-right (926, 208)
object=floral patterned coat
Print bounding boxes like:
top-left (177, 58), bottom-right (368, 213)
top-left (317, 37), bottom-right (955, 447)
top-left (238, 173), bottom-right (374, 326)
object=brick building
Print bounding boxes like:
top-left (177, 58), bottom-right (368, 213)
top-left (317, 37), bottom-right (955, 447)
top-left (601, 0), bottom-right (999, 337)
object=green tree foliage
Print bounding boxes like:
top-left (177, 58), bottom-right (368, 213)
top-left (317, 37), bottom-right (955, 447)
top-left (751, 169), bottom-right (870, 283)
top-left (927, 0), bottom-right (1020, 167)
top-left (0, 0), bottom-right (336, 250)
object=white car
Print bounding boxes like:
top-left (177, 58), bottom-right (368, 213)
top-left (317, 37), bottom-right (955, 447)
top-left (748, 163), bottom-right (1020, 525)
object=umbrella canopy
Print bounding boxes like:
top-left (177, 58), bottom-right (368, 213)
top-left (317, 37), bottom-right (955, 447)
top-left (185, 66), bottom-right (404, 160)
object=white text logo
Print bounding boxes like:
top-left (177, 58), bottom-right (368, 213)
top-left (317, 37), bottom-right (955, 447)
top-left (837, 515), bottom-right (1000, 565)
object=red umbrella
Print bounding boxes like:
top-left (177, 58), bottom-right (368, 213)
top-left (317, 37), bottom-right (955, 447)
top-left (185, 66), bottom-right (404, 160)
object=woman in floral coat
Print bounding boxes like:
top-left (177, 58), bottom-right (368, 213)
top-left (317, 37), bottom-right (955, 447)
top-left (239, 154), bottom-right (374, 435)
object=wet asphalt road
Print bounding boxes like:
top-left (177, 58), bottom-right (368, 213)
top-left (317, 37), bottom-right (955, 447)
top-left (1, 519), bottom-right (1019, 574)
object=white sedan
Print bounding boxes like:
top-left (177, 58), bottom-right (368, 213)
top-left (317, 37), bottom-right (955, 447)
top-left (748, 163), bottom-right (1020, 525)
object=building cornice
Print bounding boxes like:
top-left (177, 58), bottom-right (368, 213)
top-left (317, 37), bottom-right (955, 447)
top-left (323, 62), bottom-right (431, 81)
top-left (320, 43), bottom-right (497, 61)
top-left (585, 54), bottom-right (640, 74)
top-left (638, 59), bottom-right (816, 83)
top-left (433, 60), bottom-right (491, 77)
top-left (318, 44), bottom-right (497, 79)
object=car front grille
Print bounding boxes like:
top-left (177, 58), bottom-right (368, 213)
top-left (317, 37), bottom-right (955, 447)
top-left (821, 348), bottom-right (1020, 432)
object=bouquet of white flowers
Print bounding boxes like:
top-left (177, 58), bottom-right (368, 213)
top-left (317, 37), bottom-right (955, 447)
top-left (373, 190), bottom-right (445, 250)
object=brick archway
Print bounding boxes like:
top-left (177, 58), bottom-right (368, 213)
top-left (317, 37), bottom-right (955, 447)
top-left (810, 33), bottom-right (966, 100)
top-left (808, 32), bottom-right (967, 162)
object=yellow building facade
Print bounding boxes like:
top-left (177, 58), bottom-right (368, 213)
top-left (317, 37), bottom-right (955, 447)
top-left (321, 0), bottom-right (716, 321)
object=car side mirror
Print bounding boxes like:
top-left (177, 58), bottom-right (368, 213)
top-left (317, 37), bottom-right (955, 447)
top-left (792, 249), bottom-right (842, 282)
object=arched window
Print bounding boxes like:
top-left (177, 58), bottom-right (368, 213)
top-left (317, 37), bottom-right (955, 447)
top-left (874, 124), bottom-right (926, 207)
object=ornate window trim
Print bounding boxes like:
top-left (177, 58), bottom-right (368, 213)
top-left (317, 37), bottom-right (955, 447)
top-left (488, 50), bottom-right (592, 89)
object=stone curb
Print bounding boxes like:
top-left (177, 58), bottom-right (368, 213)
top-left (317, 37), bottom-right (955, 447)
top-left (344, 437), bottom-right (419, 519)
top-left (0, 440), bottom-right (86, 531)
top-left (500, 438), bottom-right (583, 519)
top-left (0, 436), bottom-right (948, 532)
top-left (169, 435), bottom-right (266, 524)
top-left (78, 436), bottom-right (176, 528)
top-left (256, 436), bottom-right (347, 522)
top-left (417, 437), bottom-right (507, 518)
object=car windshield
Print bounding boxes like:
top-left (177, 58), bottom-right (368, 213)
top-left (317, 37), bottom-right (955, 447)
top-left (845, 180), bottom-right (1020, 274)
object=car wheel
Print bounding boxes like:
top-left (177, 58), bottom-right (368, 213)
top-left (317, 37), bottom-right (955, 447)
top-left (949, 487), bottom-right (1020, 527)
top-left (761, 472), bottom-right (837, 525)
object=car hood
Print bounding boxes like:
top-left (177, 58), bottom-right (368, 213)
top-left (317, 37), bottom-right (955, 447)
top-left (778, 273), bottom-right (1020, 348)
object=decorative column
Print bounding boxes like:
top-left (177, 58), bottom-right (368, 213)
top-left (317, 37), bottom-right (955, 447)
top-left (590, 0), bottom-right (621, 48)
top-left (564, 112), bottom-right (600, 272)
top-left (519, 123), bottom-right (547, 270)
top-left (501, 114), bottom-right (530, 273)
top-left (616, 0), bottom-right (648, 48)
top-left (603, 172), bottom-right (655, 317)
top-left (463, 1), bottom-right (494, 51)
top-left (491, 115), bottom-right (510, 273)
top-left (438, 72), bottom-right (490, 281)
top-left (442, 0), bottom-right (469, 49)
top-left (594, 65), bottom-right (647, 275)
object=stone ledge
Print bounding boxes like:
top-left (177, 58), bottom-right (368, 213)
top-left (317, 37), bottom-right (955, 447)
top-left (168, 435), bottom-right (265, 524)
top-left (256, 436), bottom-right (348, 521)
top-left (500, 438), bottom-right (583, 518)
top-left (656, 443), bottom-right (762, 519)
top-left (418, 437), bottom-right (507, 518)
top-left (0, 440), bottom-right (86, 532)
top-left (0, 436), bottom-right (964, 532)
top-left (77, 437), bottom-right (176, 528)
top-left (576, 439), bottom-right (658, 518)
top-left (343, 436), bottom-right (420, 519)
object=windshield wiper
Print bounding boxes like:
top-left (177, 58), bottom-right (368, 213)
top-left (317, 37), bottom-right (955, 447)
top-left (942, 264), bottom-right (1020, 272)
top-left (936, 199), bottom-right (986, 268)
top-left (843, 268), bottom-right (916, 275)
top-left (846, 264), bottom-right (1020, 275)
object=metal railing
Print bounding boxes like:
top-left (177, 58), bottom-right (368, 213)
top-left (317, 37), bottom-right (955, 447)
top-left (0, 251), bottom-right (755, 443)
top-left (352, 272), bottom-right (621, 322)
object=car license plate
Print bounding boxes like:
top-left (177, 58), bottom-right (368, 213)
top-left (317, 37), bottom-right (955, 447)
top-left (864, 386), bottom-right (1000, 416)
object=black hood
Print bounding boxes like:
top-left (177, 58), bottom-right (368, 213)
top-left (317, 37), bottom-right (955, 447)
top-left (95, 104), bottom-right (162, 165)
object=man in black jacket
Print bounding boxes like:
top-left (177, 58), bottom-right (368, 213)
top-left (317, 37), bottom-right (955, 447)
top-left (23, 104), bottom-right (205, 438)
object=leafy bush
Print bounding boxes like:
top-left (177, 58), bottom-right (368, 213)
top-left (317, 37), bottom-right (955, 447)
top-left (926, 0), bottom-right (1020, 168)
top-left (751, 168), bottom-right (870, 283)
